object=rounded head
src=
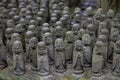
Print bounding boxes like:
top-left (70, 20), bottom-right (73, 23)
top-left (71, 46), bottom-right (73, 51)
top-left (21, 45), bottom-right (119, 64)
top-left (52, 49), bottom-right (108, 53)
top-left (86, 6), bottom-right (93, 15)
top-left (56, 21), bottom-right (63, 26)
top-left (43, 23), bottom-right (49, 27)
top-left (15, 23), bottom-right (24, 32)
top-left (95, 41), bottom-right (104, 47)
top-left (37, 41), bottom-right (46, 48)
top-left (28, 25), bottom-right (36, 31)
top-left (11, 33), bottom-right (21, 41)
top-left (50, 17), bottom-right (57, 23)
top-left (74, 7), bottom-right (81, 14)
top-left (107, 9), bottom-right (114, 18)
top-left (87, 24), bottom-right (94, 31)
top-left (29, 20), bottom-right (36, 25)
top-left (98, 35), bottom-right (107, 42)
top-left (65, 31), bottom-right (74, 42)
top-left (101, 29), bottom-right (109, 35)
top-left (5, 28), bottom-right (14, 35)
top-left (29, 37), bottom-right (38, 47)
top-left (82, 34), bottom-right (91, 45)
top-left (25, 31), bottom-right (34, 39)
top-left (74, 40), bottom-right (83, 51)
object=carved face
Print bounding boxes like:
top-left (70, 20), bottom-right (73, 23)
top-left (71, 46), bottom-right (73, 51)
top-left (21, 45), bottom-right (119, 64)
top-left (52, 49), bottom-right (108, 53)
top-left (11, 33), bottom-right (21, 43)
top-left (111, 32), bottom-right (119, 42)
top-left (25, 31), bottom-right (34, 44)
top-left (29, 37), bottom-right (38, 48)
top-left (55, 38), bottom-right (65, 51)
top-left (78, 29), bottom-right (85, 39)
top-left (5, 28), bottom-right (13, 39)
top-left (94, 41), bottom-right (104, 55)
top-left (55, 26), bottom-right (63, 37)
top-left (43, 32), bottom-right (52, 45)
top-left (74, 40), bottom-right (82, 51)
top-left (15, 24), bottom-right (24, 33)
top-left (65, 31), bottom-right (74, 43)
top-left (72, 24), bottom-right (80, 35)
top-left (37, 42), bottom-right (47, 55)
top-left (82, 34), bottom-right (91, 45)
top-left (13, 41), bottom-right (23, 54)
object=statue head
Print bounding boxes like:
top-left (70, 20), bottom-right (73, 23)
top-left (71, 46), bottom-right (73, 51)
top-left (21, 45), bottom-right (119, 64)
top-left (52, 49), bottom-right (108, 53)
top-left (86, 24), bottom-right (95, 35)
top-left (98, 35), bottom-right (107, 43)
top-left (55, 38), bottom-right (65, 51)
top-left (29, 37), bottom-right (38, 48)
top-left (78, 28), bottom-right (85, 40)
top-left (82, 34), bottom-right (91, 46)
top-left (72, 23), bottom-right (80, 35)
top-left (25, 31), bottom-right (34, 43)
top-left (74, 7), bottom-right (81, 14)
top-left (86, 6), bottom-right (93, 16)
top-left (94, 41), bottom-right (105, 55)
top-left (55, 26), bottom-right (63, 37)
top-left (15, 23), bottom-right (24, 33)
top-left (11, 33), bottom-right (21, 43)
top-left (7, 19), bottom-right (14, 28)
top-left (111, 31), bottom-right (119, 42)
top-left (5, 28), bottom-right (14, 39)
top-left (12, 40), bottom-right (23, 54)
top-left (28, 25), bottom-right (36, 33)
top-left (74, 40), bottom-right (83, 51)
top-left (107, 9), bottom-right (114, 18)
top-left (99, 22), bottom-right (107, 29)
top-left (29, 20), bottom-right (36, 25)
top-left (37, 41), bottom-right (47, 55)
top-left (42, 32), bottom-right (53, 45)
top-left (65, 31), bottom-right (74, 43)
top-left (100, 29), bottom-right (109, 36)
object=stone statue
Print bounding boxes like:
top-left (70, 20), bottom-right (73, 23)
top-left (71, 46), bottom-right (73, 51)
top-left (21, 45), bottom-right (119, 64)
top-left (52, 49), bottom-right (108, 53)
top-left (25, 31), bottom-right (34, 62)
top-left (112, 40), bottom-right (120, 76)
top-left (92, 41), bottom-right (105, 76)
top-left (73, 40), bottom-right (84, 74)
top-left (29, 37), bottom-right (38, 71)
top-left (28, 25), bottom-right (38, 38)
top-left (98, 35), bottom-right (108, 67)
top-left (37, 41), bottom-right (49, 76)
top-left (55, 38), bottom-right (66, 73)
top-left (0, 37), bottom-right (7, 69)
top-left (12, 41), bottom-right (25, 75)
top-left (78, 28), bottom-right (85, 40)
top-left (108, 31), bottom-right (119, 63)
top-left (82, 34), bottom-right (92, 67)
top-left (64, 31), bottom-right (74, 63)
top-left (54, 25), bottom-right (64, 41)
top-left (5, 28), bottom-right (14, 58)
top-left (72, 23), bottom-right (80, 41)
top-left (42, 32), bottom-right (54, 64)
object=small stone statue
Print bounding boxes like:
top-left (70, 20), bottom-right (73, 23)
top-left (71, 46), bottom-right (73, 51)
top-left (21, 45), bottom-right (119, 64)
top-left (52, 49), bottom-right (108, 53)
top-left (82, 34), bottom-right (92, 67)
top-left (112, 40), bottom-right (120, 76)
top-left (12, 40), bottom-right (25, 75)
top-left (54, 26), bottom-right (64, 41)
top-left (92, 41), bottom-right (105, 76)
top-left (0, 37), bottom-right (7, 69)
top-left (98, 35), bottom-right (108, 67)
top-left (37, 41), bottom-right (49, 76)
top-left (55, 38), bottom-right (66, 73)
top-left (108, 31), bottom-right (119, 63)
top-left (42, 32), bottom-right (54, 64)
top-left (64, 31), bottom-right (74, 63)
top-left (72, 23), bottom-right (80, 41)
top-left (29, 37), bottom-right (38, 71)
top-left (78, 28), bottom-right (85, 40)
top-left (73, 40), bottom-right (84, 74)
top-left (25, 31), bottom-right (34, 62)
top-left (5, 28), bottom-right (14, 58)
top-left (28, 25), bottom-right (38, 38)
